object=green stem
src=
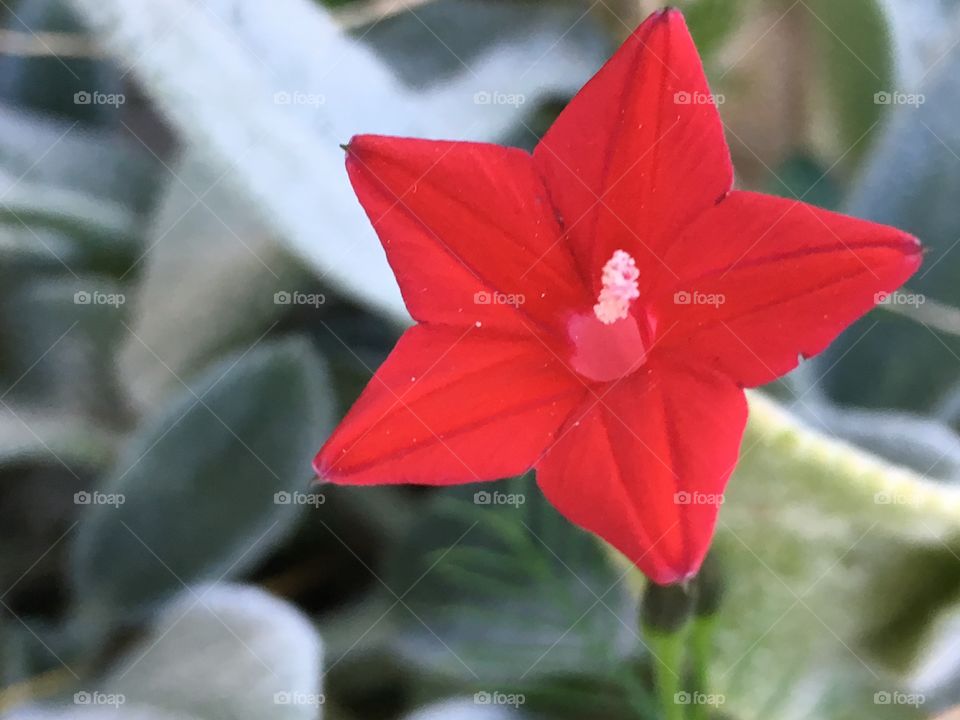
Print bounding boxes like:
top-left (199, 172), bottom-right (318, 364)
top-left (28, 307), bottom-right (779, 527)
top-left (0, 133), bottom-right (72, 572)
top-left (639, 581), bottom-right (697, 720)
top-left (688, 615), bottom-right (717, 720)
top-left (645, 627), bottom-right (688, 720)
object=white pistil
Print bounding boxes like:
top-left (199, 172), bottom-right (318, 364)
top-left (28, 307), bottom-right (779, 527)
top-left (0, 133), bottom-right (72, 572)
top-left (593, 249), bottom-right (640, 324)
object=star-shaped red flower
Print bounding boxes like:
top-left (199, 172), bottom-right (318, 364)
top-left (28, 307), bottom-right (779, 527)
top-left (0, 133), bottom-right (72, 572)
top-left (314, 9), bottom-right (921, 584)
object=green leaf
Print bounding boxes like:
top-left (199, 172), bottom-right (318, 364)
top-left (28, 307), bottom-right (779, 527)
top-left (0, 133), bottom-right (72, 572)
top-left (0, 276), bottom-right (128, 421)
top-left (0, 613), bottom-right (32, 688)
top-left (0, 224), bottom-right (83, 275)
top-left (65, 0), bottom-right (609, 320)
top-left (71, 337), bottom-right (333, 615)
top-left (0, 0), bottom-right (122, 126)
top-left (356, 0), bottom-right (609, 100)
top-left (103, 584), bottom-right (324, 720)
top-left (0, 103), bottom-right (160, 265)
top-left (0, 104), bottom-right (158, 212)
top-left (0, 174), bottom-right (134, 270)
top-left (402, 699), bottom-right (527, 720)
top-left (117, 152), bottom-right (314, 410)
top-left (817, 35), bottom-right (960, 413)
top-left (0, 405), bottom-right (117, 471)
top-left (6, 585), bottom-right (322, 720)
top-left (806, 0), bottom-right (893, 165)
top-left (788, 399), bottom-right (960, 480)
top-left (6, 705), bottom-right (194, 720)
top-left (380, 477), bottom-right (638, 684)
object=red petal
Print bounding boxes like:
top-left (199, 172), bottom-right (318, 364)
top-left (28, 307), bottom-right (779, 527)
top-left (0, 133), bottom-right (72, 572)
top-left (346, 135), bottom-right (591, 336)
top-left (315, 325), bottom-right (585, 485)
top-left (533, 9), bottom-right (732, 290)
top-left (652, 191), bottom-right (923, 387)
top-left (536, 361), bottom-right (746, 585)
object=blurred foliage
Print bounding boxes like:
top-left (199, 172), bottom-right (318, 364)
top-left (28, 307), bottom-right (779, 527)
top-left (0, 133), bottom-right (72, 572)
top-left (382, 476), bottom-right (638, 685)
top-left (71, 338), bottom-right (333, 618)
top-left (817, 34), bottom-right (960, 415)
top-left (2, 1), bottom-right (960, 720)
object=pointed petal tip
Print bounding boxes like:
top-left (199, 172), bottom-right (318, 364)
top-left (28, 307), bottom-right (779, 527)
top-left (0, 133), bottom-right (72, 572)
top-left (342, 135), bottom-right (373, 156)
top-left (897, 231), bottom-right (924, 272)
top-left (342, 135), bottom-right (367, 156)
top-left (896, 228), bottom-right (922, 250)
top-left (631, 7), bottom-right (676, 36)
top-left (626, 7), bottom-right (685, 42)
top-left (907, 233), bottom-right (925, 256)
top-left (646, 6), bottom-right (685, 27)
top-left (311, 451), bottom-right (332, 483)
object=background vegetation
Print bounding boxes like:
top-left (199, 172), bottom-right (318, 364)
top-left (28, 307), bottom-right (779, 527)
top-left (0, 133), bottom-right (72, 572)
top-left (3, 0), bottom-right (960, 718)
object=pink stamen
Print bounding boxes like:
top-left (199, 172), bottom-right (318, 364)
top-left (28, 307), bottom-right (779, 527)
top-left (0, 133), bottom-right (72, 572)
top-left (593, 249), bottom-right (640, 324)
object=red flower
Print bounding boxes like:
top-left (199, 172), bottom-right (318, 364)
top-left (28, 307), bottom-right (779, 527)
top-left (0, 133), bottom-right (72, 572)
top-left (314, 9), bottom-right (921, 584)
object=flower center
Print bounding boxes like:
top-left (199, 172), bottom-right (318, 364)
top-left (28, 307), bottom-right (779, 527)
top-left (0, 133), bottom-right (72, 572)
top-left (594, 249), bottom-right (640, 324)
top-left (568, 250), bottom-right (652, 383)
